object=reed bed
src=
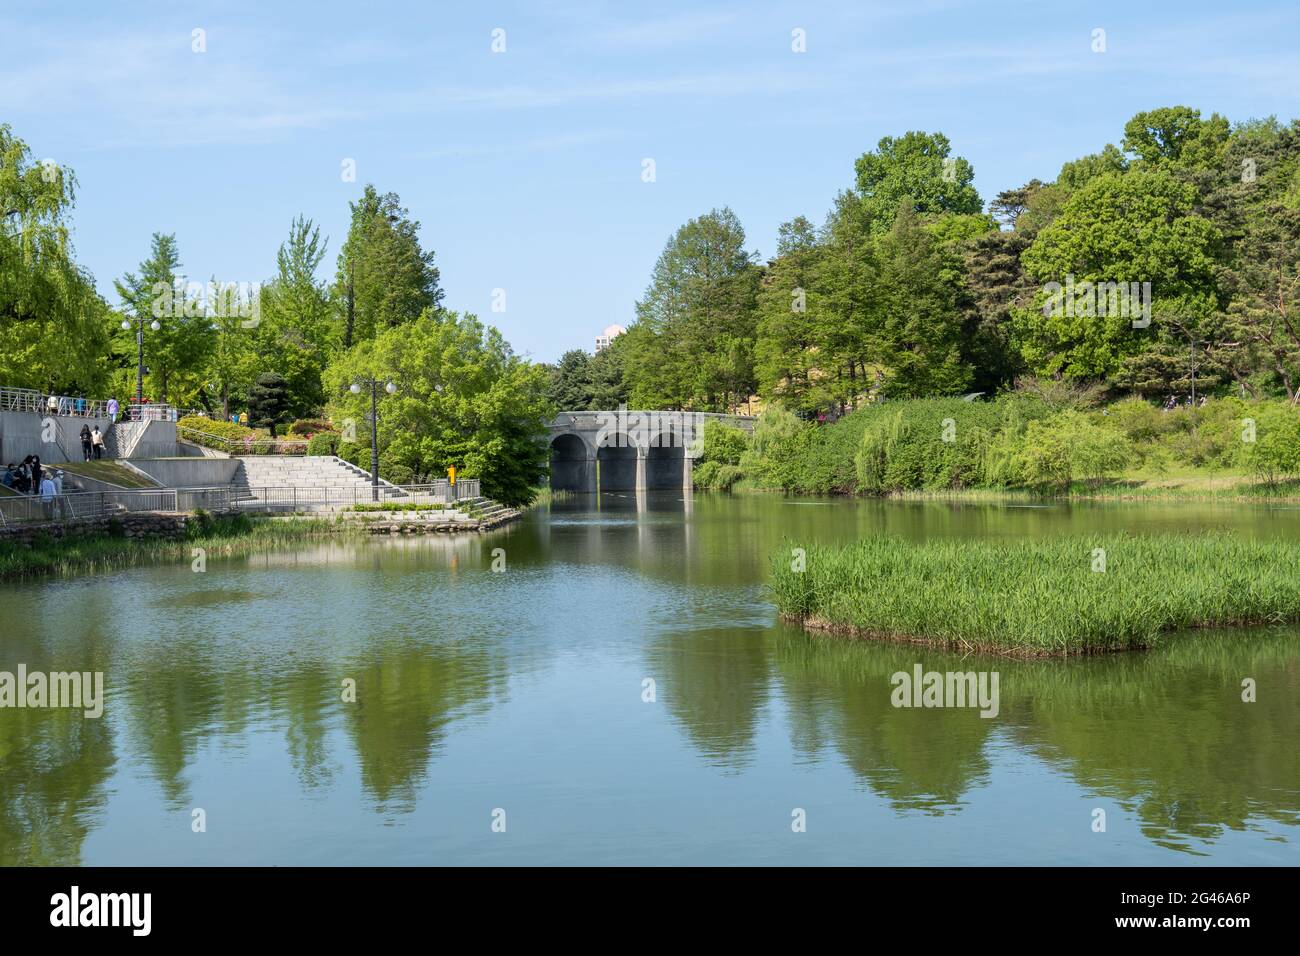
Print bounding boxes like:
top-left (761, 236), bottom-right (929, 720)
top-left (770, 532), bottom-right (1300, 656)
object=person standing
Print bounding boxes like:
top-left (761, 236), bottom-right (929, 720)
top-left (107, 397), bottom-right (119, 422)
top-left (52, 469), bottom-right (66, 518)
top-left (80, 423), bottom-right (93, 461)
top-left (30, 455), bottom-right (41, 493)
top-left (39, 472), bottom-right (55, 519)
top-left (91, 426), bottom-right (106, 460)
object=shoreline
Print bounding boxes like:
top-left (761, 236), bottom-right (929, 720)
top-left (719, 480), bottom-right (1300, 505)
top-left (0, 507), bottom-right (524, 583)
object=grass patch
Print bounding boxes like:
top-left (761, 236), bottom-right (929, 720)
top-left (56, 461), bottom-right (160, 489)
top-left (0, 513), bottom-right (350, 582)
top-left (346, 502), bottom-right (445, 512)
top-left (771, 533), bottom-right (1300, 657)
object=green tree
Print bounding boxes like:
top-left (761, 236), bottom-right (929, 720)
top-left (255, 216), bottom-right (335, 415)
top-left (586, 336), bottom-right (630, 408)
top-left (114, 233), bottom-right (215, 403)
top-left (333, 185), bottom-right (442, 348)
top-left (247, 372), bottom-right (292, 436)
top-left (625, 207), bottom-right (759, 410)
top-left (1015, 170), bottom-right (1220, 380)
top-left (324, 310), bottom-right (551, 506)
top-left (1122, 106), bottom-right (1231, 170)
top-left (852, 131), bottom-right (982, 233)
top-left (0, 124), bottom-right (111, 393)
top-left (754, 216), bottom-right (829, 413)
top-left (869, 205), bottom-right (970, 397)
top-left (547, 349), bottom-right (593, 409)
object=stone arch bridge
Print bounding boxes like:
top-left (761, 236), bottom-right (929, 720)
top-left (548, 409), bottom-right (756, 493)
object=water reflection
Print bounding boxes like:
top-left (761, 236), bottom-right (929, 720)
top-left (772, 625), bottom-right (1300, 849)
top-left (1, 492), bottom-right (1297, 864)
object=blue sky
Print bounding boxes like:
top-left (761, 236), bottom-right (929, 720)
top-left (5, 0), bottom-right (1300, 363)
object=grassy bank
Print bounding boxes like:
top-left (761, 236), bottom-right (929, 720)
top-left (771, 533), bottom-right (1300, 656)
top-left (0, 513), bottom-right (349, 582)
top-left (696, 395), bottom-right (1300, 501)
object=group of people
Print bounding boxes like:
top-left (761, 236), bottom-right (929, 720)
top-left (2, 457), bottom-right (66, 518)
top-left (79, 424), bottom-right (107, 460)
top-left (1163, 394), bottom-right (1210, 411)
top-left (42, 394), bottom-right (119, 421)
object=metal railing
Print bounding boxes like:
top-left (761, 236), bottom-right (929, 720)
top-left (0, 386), bottom-right (115, 419)
top-left (233, 479), bottom-right (479, 508)
top-left (126, 403), bottom-right (179, 422)
top-left (0, 488), bottom-right (230, 525)
top-left (0, 477), bottom-right (486, 526)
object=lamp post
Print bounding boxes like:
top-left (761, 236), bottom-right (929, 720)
top-left (350, 377), bottom-right (396, 500)
top-left (121, 315), bottom-right (161, 414)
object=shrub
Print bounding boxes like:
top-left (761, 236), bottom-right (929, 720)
top-left (306, 432), bottom-right (339, 456)
top-left (337, 442), bottom-right (364, 467)
top-left (699, 421), bottom-right (748, 466)
top-left (692, 460), bottom-right (720, 489)
top-left (1235, 403), bottom-right (1300, 486)
top-left (1013, 411), bottom-right (1131, 488)
top-left (714, 464), bottom-right (744, 490)
top-left (288, 418), bottom-right (333, 436)
top-left (177, 415), bottom-right (254, 448)
top-left (854, 396), bottom-right (1051, 493)
top-left (739, 405), bottom-right (806, 490)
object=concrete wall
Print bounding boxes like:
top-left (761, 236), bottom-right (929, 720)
top-left (128, 420), bottom-right (179, 458)
top-left (0, 410), bottom-right (114, 465)
top-left (126, 457), bottom-right (240, 488)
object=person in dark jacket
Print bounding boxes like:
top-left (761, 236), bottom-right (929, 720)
top-left (80, 423), bottom-right (93, 461)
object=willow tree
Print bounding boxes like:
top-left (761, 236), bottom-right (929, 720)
top-left (0, 124), bottom-right (110, 392)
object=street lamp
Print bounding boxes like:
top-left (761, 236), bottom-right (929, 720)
top-left (350, 377), bottom-right (396, 500)
top-left (121, 316), bottom-right (161, 412)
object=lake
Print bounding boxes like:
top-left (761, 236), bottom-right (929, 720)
top-left (2, 493), bottom-right (1297, 865)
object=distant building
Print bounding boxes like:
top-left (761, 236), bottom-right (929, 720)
top-left (595, 324), bottom-right (625, 353)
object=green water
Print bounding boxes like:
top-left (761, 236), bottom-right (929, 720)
top-left (2, 493), bottom-right (1298, 865)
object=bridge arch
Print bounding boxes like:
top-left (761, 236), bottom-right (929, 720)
top-left (546, 410), bottom-right (756, 494)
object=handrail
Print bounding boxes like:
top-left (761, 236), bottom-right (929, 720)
top-left (126, 403), bottom-right (178, 422)
top-left (0, 386), bottom-right (116, 419)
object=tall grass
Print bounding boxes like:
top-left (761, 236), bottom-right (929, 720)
top-left (0, 514), bottom-right (346, 581)
top-left (771, 533), bottom-right (1300, 656)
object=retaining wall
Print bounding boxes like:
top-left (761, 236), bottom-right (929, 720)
top-left (127, 457), bottom-right (240, 488)
top-left (0, 410), bottom-right (115, 465)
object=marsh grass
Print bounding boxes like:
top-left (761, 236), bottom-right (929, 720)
top-left (771, 533), bottom-right (1300, 656)
top-left (0, 514), bottom-right (348, 581)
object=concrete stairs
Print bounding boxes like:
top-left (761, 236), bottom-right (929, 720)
top-left (106, 421), bottom-right (147, 459)
top-left (231, 456), bottom-right (408, 502)
top-left (454, 495), bottom-right (521, 528)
